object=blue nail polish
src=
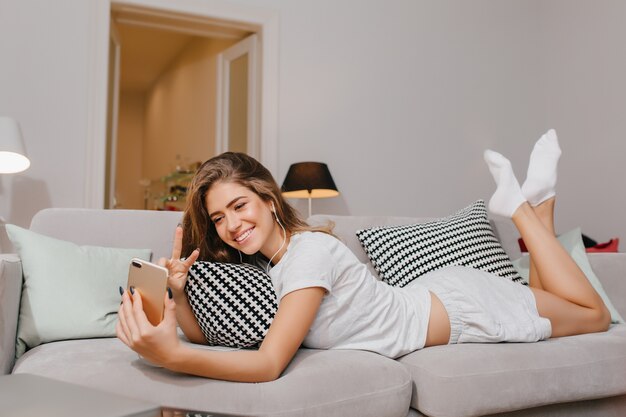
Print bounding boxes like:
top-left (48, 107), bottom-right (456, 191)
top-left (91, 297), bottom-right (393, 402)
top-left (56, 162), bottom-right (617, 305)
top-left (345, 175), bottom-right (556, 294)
top-left (119, 286), bottom-right (124, 296)
top-left (129, 286), bottom-right (135, 295)
top-left (167, 287), bottom-right (173, 299)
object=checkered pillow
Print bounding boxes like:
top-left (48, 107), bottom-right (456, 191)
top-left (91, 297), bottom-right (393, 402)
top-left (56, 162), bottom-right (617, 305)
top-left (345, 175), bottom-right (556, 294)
top-left (185, 262), bottom-right (278, 348)
top-left (356, 200), bottom-right (524, 287)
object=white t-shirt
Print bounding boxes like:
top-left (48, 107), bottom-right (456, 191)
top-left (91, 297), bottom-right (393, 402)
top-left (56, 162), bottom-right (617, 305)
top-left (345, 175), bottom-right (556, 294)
top-left (268, 231), bottom-right (432, 358)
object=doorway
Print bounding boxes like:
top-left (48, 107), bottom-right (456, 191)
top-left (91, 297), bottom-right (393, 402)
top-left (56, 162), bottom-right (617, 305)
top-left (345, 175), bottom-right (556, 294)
top-left (107, 5), bottom-right (260, 210)
top-left (86, 0), bottom-right (279, 209)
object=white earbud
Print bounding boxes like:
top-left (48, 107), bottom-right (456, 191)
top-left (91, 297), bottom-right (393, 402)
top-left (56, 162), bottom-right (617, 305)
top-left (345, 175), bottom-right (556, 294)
top-left (267, 200), bottom-right (287, 273)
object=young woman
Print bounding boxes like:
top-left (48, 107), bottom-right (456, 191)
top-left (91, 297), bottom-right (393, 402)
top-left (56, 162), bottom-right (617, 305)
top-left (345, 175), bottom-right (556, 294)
top-left (116, 130), bottom-right (610, 382)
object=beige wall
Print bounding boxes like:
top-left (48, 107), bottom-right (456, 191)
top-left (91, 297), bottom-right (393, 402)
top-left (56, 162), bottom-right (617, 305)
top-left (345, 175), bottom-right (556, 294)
top-left (142, 37), bottom-right (237, 182)
top-left (115, 36), bottom-right (237, 210)
top-left (115, 92), bottom-right (146, 209)
top-left (228, 54), bottom-right (249, 153)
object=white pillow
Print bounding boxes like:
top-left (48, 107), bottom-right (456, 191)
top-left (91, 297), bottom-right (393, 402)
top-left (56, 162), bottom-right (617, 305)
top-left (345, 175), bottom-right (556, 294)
top-left (6, 224), bottom-right (151, 357)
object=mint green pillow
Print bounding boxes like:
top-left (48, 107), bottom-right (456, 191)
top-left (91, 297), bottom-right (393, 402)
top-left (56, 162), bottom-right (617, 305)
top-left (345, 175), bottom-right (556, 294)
top-left (6, 225), bottom-right (152, 357)
top-left (512, 227), bottom-right (624, 324)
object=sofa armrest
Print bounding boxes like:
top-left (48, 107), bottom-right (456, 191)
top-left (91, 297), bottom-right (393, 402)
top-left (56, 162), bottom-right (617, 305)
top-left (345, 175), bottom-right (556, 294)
top-left (588, 253), bottom-right (626, 320)
top-left (0, 254), bottom-right (21, 375)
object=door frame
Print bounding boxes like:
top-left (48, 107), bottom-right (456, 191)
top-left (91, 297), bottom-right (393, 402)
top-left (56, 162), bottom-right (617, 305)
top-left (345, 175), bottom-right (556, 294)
top-left (216, 34), bottom-right (259, 158)
top-left (105, 20), bottom-right (121, 209)
top-left (85, 0), bottom-right (279, 209)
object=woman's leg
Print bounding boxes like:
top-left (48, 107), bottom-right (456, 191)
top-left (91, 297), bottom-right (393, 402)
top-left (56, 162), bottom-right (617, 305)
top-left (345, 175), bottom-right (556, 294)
top-left (484, 149), bottom-right (610, 337)
top-left (526, 198), bottom-right (556, 290)
top-left (521, 130), bottom-right (561, 290)
top-left (424, 292), bottom-right (451, 347)
top-left (512, 203), bottom-right (610, 336)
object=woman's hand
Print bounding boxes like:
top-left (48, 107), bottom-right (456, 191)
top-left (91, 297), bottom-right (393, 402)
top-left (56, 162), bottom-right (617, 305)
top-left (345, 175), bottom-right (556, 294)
top-left (159, 225), bottom-right (200, 299)
top-left (116, 288), bottom-right (181, 367)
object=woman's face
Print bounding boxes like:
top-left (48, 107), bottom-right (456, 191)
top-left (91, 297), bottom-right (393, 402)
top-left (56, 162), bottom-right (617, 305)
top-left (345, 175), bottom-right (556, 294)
top-left (205, 181), bottom-right (281, 259)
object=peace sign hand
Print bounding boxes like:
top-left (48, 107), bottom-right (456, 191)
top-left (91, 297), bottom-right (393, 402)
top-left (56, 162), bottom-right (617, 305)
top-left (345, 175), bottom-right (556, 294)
top-left (159, 225), bottom-right (199, 299)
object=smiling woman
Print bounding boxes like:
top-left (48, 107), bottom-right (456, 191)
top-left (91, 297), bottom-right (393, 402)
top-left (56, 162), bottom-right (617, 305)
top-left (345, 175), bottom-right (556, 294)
top-left (116, 152), bottom-right (334, 381)
top-left (180, 153), bottom-right (332, 265)
top-left (116, 143), bottom-right (611, 383)
top-left (206, 182), bottom-right (286, 266)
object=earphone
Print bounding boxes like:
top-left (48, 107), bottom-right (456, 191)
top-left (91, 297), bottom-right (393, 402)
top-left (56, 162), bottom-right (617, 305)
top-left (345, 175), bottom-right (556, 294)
top-left (267, 200), bottom-right (287, 273)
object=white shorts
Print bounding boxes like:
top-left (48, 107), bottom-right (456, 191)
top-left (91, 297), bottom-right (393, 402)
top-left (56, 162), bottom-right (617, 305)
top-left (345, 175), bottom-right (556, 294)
top-left (414, 266), bottom-right (552, 344)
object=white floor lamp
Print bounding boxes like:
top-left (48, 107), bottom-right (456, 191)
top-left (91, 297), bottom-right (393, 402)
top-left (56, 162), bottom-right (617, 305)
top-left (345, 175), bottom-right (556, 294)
top-left (0, 117), bottom-right (30, 174)
top-left (0, 116), bottom-right (30, 252)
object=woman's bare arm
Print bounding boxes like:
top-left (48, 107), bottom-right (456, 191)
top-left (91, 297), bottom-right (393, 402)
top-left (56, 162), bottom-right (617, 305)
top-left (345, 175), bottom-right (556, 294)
top-left (117, 285), bottom-right (326, 382)
top-left (171, 293), bottom-right (206, 344)
top-left (157, 225), bottom-right (205, 343)
top-left (168, 287), bottom-right (326, 381)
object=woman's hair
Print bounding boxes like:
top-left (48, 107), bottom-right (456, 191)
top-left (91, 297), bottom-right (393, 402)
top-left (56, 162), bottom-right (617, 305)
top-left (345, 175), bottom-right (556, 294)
top-left (181, 152), bottom-right (333, 263)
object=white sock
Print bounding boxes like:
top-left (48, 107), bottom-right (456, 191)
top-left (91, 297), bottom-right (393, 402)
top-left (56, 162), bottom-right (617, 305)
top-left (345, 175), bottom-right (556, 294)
top-left (484, 150), bottom-right (526, 218)
top-left (521, 129), bottom-right (561, 206)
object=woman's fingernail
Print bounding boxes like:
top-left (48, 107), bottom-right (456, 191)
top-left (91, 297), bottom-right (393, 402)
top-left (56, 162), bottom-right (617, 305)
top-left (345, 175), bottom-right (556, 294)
top-left (129, 286), bottom-right (135, 295)
top-left (177, 223), bottom-right (182, 228)
top-left (119, 286), bottom-right (124, 296)
top-left (167, 287), bottom-right (173, 299)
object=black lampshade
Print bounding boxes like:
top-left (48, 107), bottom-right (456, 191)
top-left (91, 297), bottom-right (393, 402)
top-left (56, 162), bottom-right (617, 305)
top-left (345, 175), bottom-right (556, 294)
top-left (281, 162), bottom-right (339, 199)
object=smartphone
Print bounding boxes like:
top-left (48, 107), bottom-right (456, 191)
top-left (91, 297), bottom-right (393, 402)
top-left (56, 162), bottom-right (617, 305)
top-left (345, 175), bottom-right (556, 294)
top-left (127, 258), bottom-right (169, 326)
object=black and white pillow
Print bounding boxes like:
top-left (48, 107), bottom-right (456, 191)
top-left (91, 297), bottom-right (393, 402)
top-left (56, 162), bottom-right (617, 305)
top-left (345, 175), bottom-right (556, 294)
top-left (185, 262), bottom-right (278, 348)
top-left (356, 200), bottom-right (524, 287)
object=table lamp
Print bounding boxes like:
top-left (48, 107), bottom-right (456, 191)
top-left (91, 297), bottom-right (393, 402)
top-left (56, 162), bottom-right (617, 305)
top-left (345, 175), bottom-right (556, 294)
top-left (281, 162), bottom-right (339, 217)
top-left (0, 117), bottom-right (30, 174)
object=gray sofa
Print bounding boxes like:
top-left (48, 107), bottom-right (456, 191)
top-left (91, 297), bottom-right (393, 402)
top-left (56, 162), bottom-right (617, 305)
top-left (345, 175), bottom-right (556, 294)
top-left (1, 208), bottom-right (625, 416)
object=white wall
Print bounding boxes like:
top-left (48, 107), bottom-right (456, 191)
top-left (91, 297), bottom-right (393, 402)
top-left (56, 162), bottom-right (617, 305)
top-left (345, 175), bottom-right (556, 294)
top-left (539, 0), bottom-right (626, 241)
top-left (0, 0), bottom-right (624, 247)
top-left (0, 0), bottom-right (92, 231)
top-left (267, 0), bottom-right (545, 221)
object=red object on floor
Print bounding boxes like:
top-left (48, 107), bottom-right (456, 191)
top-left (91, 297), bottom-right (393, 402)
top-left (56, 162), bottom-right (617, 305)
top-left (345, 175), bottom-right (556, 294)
top-left (518, 237), bottom-right (620, 253)
top-left (518, 238), bottom-right (528, 253)
top-left (586, 238), bottom-right (619, 253)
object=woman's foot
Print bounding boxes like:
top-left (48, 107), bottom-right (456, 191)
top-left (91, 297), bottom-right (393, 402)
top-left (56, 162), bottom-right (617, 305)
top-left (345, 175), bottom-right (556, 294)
top-left (484, 150), bottom-right (526, 218)
top-left (521, 129), bottom-right (561, 206)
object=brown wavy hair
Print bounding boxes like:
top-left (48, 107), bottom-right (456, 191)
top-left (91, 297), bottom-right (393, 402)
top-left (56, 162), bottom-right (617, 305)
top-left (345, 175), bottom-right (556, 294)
top-left (181, 152), bottom-right (333, 263)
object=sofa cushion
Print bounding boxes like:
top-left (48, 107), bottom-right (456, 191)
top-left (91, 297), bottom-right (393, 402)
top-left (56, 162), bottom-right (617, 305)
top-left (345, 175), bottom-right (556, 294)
top-left (186, 261), bottom-right (278, 348)
top-left (588, 253), bottom-right (626, 321)
top-left (397, 324), bottom-right (626, 417)
top-left (355, 200), bottom-right (523, 287)
top-left (29, 208), bottom-right (182, 260)
top-left (5, 224), bottom-right (151, 358)
top-left (0, 254), bottom-right (21, 375)
top-left (12, 338), bottom-right (412, 417)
